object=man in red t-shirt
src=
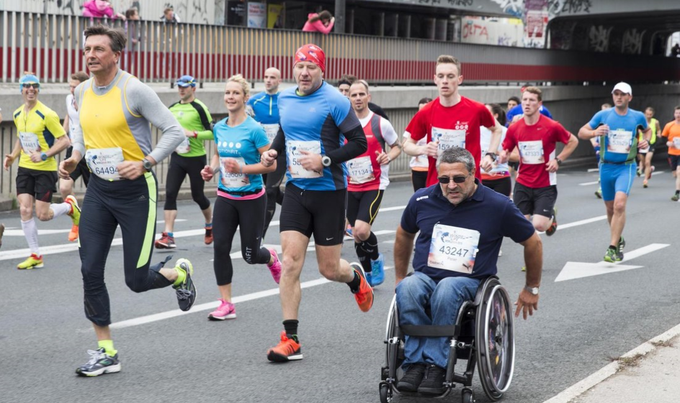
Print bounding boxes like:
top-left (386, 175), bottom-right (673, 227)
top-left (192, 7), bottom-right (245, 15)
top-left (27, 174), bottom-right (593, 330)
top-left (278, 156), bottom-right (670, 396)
top-left (500, 87), bottom-right (578, 236)
top-left (403, 55), bottom-right (502, 186)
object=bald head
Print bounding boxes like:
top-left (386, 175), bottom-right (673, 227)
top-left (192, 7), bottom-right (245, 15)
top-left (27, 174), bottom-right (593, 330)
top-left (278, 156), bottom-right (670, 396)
top-left (264, 67), bottom-right (281, 94)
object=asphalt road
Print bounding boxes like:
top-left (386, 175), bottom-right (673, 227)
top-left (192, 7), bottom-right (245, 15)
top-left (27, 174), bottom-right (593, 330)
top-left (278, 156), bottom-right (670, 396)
top-left (1, 165), bottom-right (679, 403)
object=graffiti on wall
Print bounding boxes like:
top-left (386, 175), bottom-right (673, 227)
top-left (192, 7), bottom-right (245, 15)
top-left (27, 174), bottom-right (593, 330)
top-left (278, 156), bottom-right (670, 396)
top-left (416, 0), bottom-right (474, 6)
top-left (489, 0), bottom-right (524, 18)
top-left (589, 25), bottom-right (612, 52)
top-left (547, 0), bottom-right (591, 16)
top-left (622, 28), bottom-right (645, 54)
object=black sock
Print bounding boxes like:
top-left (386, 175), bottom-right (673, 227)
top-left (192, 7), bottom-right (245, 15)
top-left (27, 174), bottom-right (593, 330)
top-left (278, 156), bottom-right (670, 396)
top-left (676, 190), bottom-right (679, 195)
top-left (365, 232), bottom-right (379, 261)
top-left (609, 245), bottom-right (617, 250)
top-left (347, 270), bottom-right (361, 293)
top-left (283, 319), bottom-right (299, 342)
top-left (355, 241), bottom-right (372, 273)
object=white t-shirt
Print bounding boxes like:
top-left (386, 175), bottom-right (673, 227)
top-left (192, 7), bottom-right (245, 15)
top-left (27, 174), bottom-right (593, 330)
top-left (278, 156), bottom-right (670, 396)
top-left (66, 94), bottom-right (80, 139)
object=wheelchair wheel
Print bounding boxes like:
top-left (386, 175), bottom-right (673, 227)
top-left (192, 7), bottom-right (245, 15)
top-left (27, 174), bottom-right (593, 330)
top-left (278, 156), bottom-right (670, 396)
top-left (475, 280), bottom-right (515, 401)
top-left (461, 388), bottom-right (475, 403)
top-left (379, 382), bottom-right (391, 403)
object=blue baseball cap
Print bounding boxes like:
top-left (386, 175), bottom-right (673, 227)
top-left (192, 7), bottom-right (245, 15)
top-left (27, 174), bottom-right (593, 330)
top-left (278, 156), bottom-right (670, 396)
top-left (176, 75), bottom-right (196, 88)
top-left (19, 74), bottom-right (41, 89)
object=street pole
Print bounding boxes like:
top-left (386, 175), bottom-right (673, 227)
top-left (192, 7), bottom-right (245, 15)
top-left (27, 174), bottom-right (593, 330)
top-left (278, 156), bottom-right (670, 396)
top-left (335, 0), bottom-right (346, 33)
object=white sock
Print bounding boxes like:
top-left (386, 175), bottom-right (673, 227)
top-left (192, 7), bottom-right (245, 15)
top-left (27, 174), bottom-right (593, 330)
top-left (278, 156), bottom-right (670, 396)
top-left (21, 218), bottom-right (40, 255)
top-left (50, 202), bottom-right (71, 219)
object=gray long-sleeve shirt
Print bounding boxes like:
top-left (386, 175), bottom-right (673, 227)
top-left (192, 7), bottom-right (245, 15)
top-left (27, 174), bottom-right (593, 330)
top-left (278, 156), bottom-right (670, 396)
top-left (71, 69), bottom-right (183, 164)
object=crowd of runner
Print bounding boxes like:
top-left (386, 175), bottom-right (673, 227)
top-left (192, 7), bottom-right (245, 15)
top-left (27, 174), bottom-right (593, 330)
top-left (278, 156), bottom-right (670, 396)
top-left (2, 24), bottom-right (679, 383)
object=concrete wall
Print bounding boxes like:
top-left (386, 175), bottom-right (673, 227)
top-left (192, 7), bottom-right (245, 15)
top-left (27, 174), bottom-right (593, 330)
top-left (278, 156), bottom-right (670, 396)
top-left (2, 82), bottom-right (678, 208)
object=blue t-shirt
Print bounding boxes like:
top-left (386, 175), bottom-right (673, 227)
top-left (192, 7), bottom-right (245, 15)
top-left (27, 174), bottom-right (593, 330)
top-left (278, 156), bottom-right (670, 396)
top-left (400, 181), bottom-right (535, 281)
top-left (213, 116), bottom-right (270, 193)
top-left (588, 108), bottom-right (647, 164)
top-left (506, 104), bottom-right (552, 127)
top-left (247, 92), bottom-right (280, 125)
top-left (278, 81), bottom-right (357, 191)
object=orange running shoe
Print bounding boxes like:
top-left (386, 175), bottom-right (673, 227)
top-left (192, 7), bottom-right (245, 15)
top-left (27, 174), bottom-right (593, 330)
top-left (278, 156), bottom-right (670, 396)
top-left (204, 226), bottom-right (213, 245)
top-left (267, 331), bottom-right (302, 362)
top-left (351, 262), bottom-right (374, 312)
top-left (65, 195), bottom-right (81, 242)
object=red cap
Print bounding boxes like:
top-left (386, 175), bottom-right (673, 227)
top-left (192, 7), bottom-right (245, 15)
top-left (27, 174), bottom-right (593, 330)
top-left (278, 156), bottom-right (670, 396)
top-left (295, 44), bottom-right (325, 73)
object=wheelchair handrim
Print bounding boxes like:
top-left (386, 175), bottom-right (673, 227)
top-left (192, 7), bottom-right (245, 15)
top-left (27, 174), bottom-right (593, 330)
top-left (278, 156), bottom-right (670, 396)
top-left (478, 284), bottom-right (515, 397)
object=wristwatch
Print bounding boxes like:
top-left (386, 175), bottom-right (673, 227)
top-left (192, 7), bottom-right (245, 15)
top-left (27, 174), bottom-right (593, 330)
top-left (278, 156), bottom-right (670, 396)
top-left (556, 157), bottom-right (563, 166)
top-left (321, 155), bottom-right (332, 167)
top-left (485, 152), bottom-right (497, 160)
top-left (40, 152), bottom-right (48, 161)
top-left (524, 286), bottom-right (539, 295)
top-left (142, 158), bottom-right (153, 172)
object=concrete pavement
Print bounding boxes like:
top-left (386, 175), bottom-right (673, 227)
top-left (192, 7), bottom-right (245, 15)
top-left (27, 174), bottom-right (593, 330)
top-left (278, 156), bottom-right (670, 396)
top-left (545, 325), bottom-right (680, 403)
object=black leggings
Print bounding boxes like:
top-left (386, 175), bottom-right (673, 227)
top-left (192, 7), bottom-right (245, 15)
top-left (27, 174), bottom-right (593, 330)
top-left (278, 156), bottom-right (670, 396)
top-left (213, 193), bottom-right (271, 286)
top-left (164, 153), bottom-right (210, 211)
top-left (411, 170), bottom-right (428, 192)
top-left (80, 173), bottom-right (172, 327)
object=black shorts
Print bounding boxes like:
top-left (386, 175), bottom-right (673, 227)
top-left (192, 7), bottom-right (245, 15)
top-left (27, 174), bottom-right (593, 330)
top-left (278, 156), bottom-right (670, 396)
top-left (346, 189), bottom-right (384, 227)
top-left (65, 146), bottom-right (91, 185)
top-left (16, 167), bottom-right (58, 202)
top-left (279, 183), bottom-right (346, 246)
top-left (482, 177), bottom-right (512, 197)
top-left (669, 155), bottom-right (680, 171)
top-left (512, 182), bottom-right (557, 218)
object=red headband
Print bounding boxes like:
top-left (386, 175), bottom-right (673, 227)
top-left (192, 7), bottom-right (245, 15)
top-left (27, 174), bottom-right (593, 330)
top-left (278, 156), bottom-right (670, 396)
top-left (295, 44), bottom-right (326, 73)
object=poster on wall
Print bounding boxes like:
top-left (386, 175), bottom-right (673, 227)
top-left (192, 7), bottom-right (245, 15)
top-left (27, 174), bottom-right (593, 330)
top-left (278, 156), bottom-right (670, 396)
top-left (248, 2), bottom-right (267, 28)
top-left (268, 4), bottom-right (284, 29)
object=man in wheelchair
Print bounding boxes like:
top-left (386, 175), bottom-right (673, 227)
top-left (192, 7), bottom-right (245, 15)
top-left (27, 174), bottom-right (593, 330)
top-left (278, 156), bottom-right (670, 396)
top-left (393, 147), bottom-right (543, 395)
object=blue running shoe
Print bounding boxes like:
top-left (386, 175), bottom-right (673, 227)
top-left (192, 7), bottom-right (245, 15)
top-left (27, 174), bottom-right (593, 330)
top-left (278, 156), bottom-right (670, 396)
top-left (370, 253), bottom-right (385, 286)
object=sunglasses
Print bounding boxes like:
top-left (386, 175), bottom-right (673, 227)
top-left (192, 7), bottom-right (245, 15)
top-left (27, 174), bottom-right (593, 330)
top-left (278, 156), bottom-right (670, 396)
top-left (438, 174), bottom-right (470, 184)
top-left (22, 83), bottom-right (40, 89)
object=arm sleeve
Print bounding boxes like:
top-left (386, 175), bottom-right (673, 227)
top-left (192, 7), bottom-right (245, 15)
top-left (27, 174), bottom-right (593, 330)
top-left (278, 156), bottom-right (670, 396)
top-left (400, 194), bottom-right (420, 234)
top-left (270, 127), bottom-right (285, 155)
top-left (480, 104), bottom-right (495, 128)
top-left (312, 19), bottom-right (334, 34)
top-left (380, 118), bottom-right (399, 146)
top-left (327, 110), bottom-right (366, 163)
top-left (662, 122), bottom-right (671, 137)
top-left (588, 111), bottom-right (603, 130)
top-left (128, 80), bottom-right (184, 163)
top-left (405, 109), bottom-right (426, 141)
top-left (71, 83), bottom-right (86, 157)
top-left (195, 102), bottom-right (214, 140)
top-left (45, 111), bottom-right (66, 139)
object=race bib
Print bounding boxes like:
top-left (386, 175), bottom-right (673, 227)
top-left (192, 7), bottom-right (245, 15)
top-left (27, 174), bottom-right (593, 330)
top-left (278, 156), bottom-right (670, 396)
top-left (286, 140), bottom-right (322, 178)
top-left (85, 148), bottom-right (124, 180)
top-left (347, 156), bottom-right (375, 184)
top-left (673, 138), bottom-right (680, 149)
top-left (432, 127), bottom-right (466, 157)
top-left (175, 137), bottom-right (191, 154)
top-left (219, 157), bottom-right (249, 188)
top-left (519, 140), bottom-right (545, 164)
top-left (262, 124), bottom-right (280, 142)
top-left (607, 130), bottom-right (633, 154)
top-left (19, 132), bottom-right (41, 154)
top-left (427, 224), bottom-right (480, 274)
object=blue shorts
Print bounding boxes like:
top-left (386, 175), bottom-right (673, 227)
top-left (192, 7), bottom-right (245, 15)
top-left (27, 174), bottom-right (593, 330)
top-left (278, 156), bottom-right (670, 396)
top-left (599, 162), bottom-right (636, 201)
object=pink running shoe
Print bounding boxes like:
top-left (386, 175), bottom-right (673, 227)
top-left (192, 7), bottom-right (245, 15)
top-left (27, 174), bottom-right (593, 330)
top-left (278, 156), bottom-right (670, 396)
top-left (208, 299), bottom-right (236, 321)
top-left (268, 248), bottom-right (282, 284)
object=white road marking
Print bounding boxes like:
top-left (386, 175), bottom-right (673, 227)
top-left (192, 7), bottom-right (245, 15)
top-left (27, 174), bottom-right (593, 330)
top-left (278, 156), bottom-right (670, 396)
top-left (3, 228), bottom-right (71, 236)
top-left (579, 181), bottom-right (600, 186)
top-left (554, 244), bottom-right (669, 282)
top-left (108, 266), bottom-right (394, 330)
top-left (543, 322), bottom-right (680, 403)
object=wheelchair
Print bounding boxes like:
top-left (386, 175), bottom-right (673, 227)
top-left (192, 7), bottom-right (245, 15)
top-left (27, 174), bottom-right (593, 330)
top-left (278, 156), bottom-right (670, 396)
top-left (379, 276), bottom-right (515, 403)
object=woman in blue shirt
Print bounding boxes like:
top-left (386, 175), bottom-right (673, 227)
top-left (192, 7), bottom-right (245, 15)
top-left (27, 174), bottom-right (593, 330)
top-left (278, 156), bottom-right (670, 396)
top-left (201, 74), bottom-right (282, 320)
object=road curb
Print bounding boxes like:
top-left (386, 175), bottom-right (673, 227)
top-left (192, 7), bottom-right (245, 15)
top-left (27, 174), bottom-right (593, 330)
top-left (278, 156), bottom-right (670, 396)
top-left (543, 323), bottom-right (680, 403)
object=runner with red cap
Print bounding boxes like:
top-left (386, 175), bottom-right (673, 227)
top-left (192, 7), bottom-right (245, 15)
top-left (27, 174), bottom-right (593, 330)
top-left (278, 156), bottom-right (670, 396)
top-left (260, 43), bottom-right (372, 362)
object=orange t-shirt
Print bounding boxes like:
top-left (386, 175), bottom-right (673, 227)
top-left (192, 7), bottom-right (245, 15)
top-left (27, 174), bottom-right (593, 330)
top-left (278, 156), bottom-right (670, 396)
top-left (661, 121), bottom-right (680, 156)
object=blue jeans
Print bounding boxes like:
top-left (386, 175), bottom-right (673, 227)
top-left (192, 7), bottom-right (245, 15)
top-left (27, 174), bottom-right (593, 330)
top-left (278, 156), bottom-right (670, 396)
top-left (396, 271), bottom-right (480, 369)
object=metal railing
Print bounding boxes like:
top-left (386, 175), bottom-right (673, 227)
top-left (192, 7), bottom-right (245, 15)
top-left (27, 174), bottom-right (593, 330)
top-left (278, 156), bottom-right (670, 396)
top-left (3, 10), bottom-right (680, 85)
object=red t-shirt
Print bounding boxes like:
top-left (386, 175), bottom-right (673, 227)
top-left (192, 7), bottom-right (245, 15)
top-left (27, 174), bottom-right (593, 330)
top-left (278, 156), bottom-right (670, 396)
top-left (347, 114), bottom-right (384, 192)
top-left (405, 96), bottom-right (495, 186)
top-left (503, 115), bottom-right (571, 188)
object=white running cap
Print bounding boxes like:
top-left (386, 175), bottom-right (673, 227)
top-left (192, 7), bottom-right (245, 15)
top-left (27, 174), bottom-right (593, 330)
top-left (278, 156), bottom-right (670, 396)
top-left (611, 82), bottom-right (632, 95)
